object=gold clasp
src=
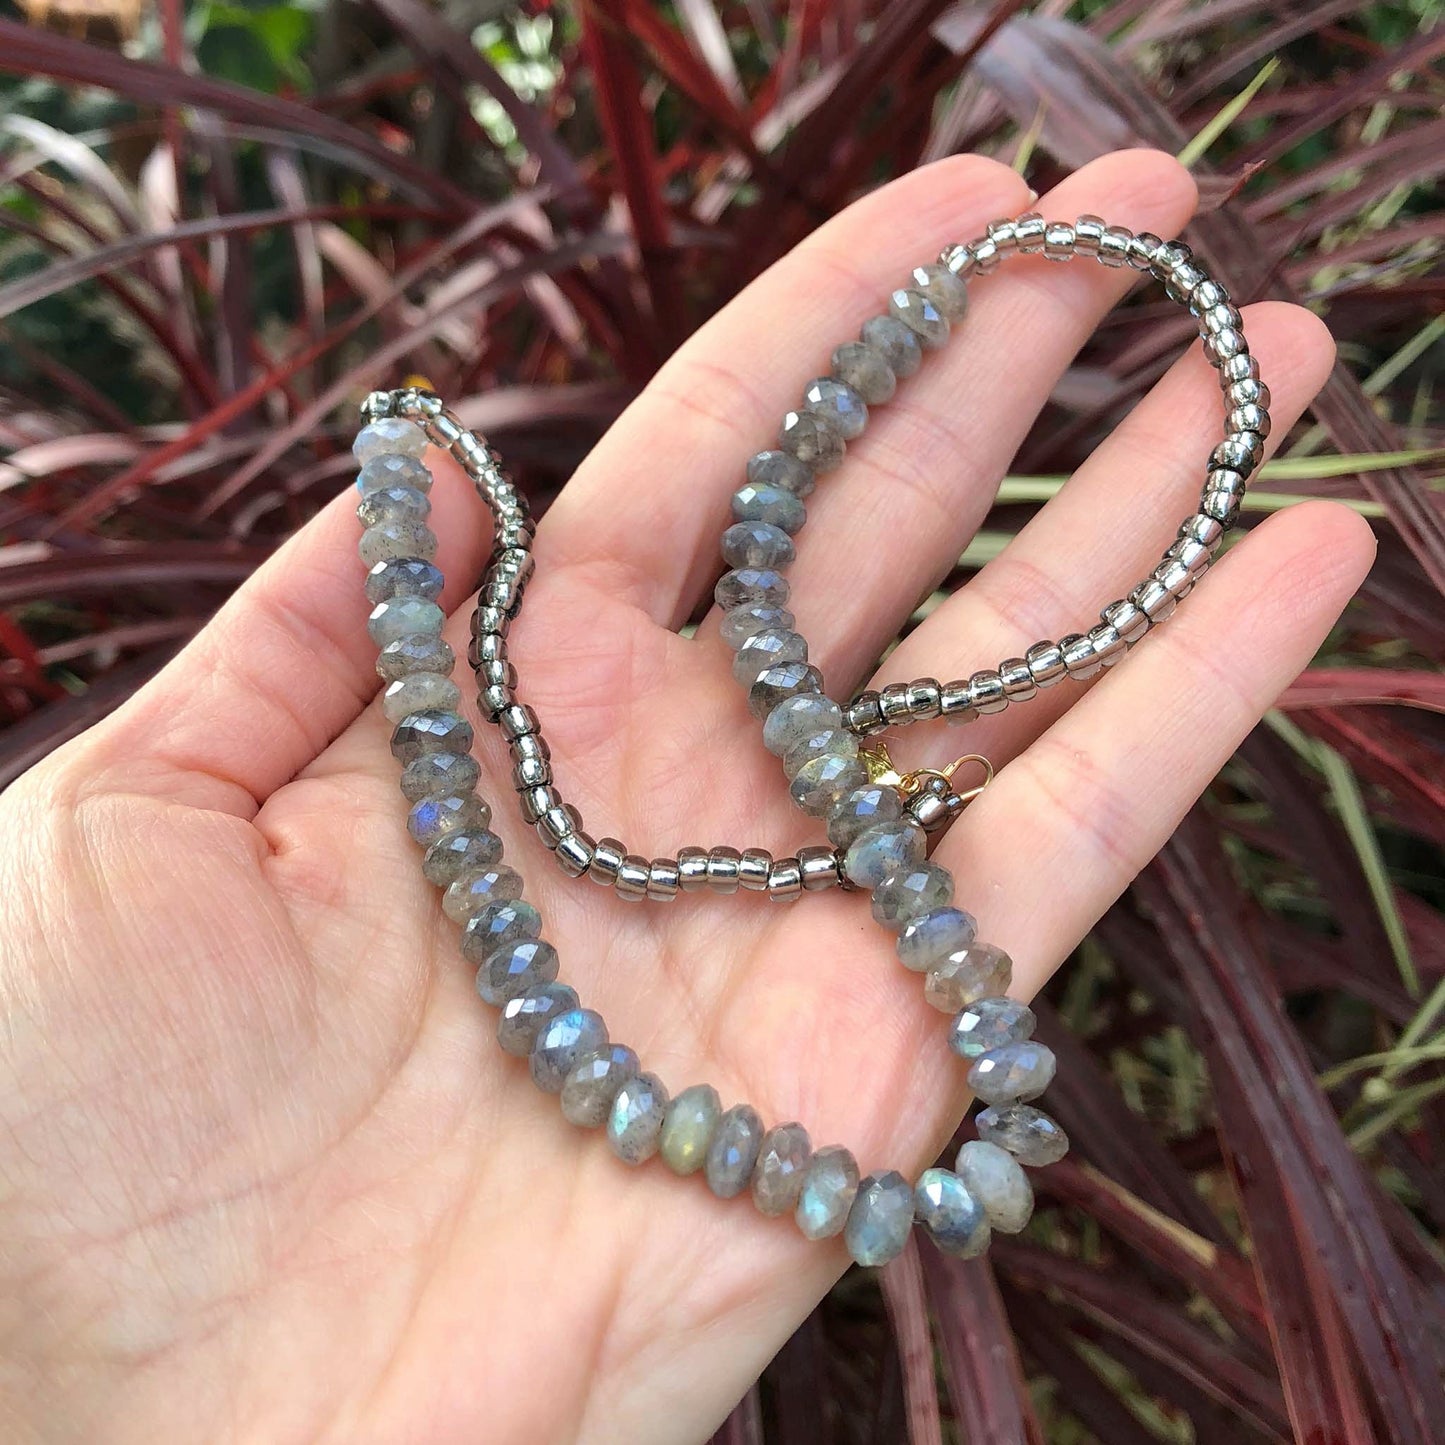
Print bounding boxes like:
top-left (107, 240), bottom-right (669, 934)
top-left (859, 741), bottom-right (993, 804)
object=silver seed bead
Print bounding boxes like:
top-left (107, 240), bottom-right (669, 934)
top-left (1204, 327), bottom-right (1248, 365)
top-left (536, 805), bottom-right (579, 847)
top-left (473, 605), bottom-right (510, 638)
top-left (677, 846), bottom-right (710, 892)
top-left (738, 848), bottom-right (773, 891)
top-left (1072, 214), bottom-right (1105, 257)
top-left (798, 844), bottom-right (841, 891)
top-left (877, 682), bottom-right (912, 725)
top-left (615, 855), bottom-right (650, 902)
top-left (1043, 221), bottom-right (1075, 261)
top-left (1202, 488), bottom-right (1243, 527)
top-left (556, 833), bottom-right (594, 877)
top-left (707, 846), bottom-right (743, 894)
top-left (1191, 279), bottom-right (1230, 312)
top-left (476, 657), bottom-right (517, 691)
top-left (1013, 211), bottom-right (1046, 253)
top-left (1087, 622), bottom-right (1127, 667)
top-left (1133, 578), bottom-right (1177, 623)
top-left (1155, 557), bottom-right (1193, 598)
top-left (939, 680), bottom-right (977, 724)
top-left (904, 678), bottom-right (942, 720)
top-left (1025, 640), bottom-right (1067, 686)
top-left (1210, 437), bottom-right (1259, 476)
top-left (510, 733), bottom-right (549, 768)
top-left (589, 837), bottom-right (625, 886)
top-left (513, 755), bottom-right (552, 791)
top-left (985, 218), bottom-right (1019, 255)
top-left (1168, 261), bottom-right (1207, 301)
top-left (906, 784), bottom-right (961, 832)
top-left (844, 691), bottom-right (886, 735)
top-left (1226, 377), bottom-right (1271, 411)
top-left (1102, 598), bottom-right (1149, 645)
top-left (767, 857), bottom-right (803, 902)
top-left (1099, 224), bottom-right (1133, 266)
top-left (646, 858), bottom-right (680, 901)
top-left (1179, 513), bottom-right (1225, 550)
top-left (359, 390), bottom-right (394, 422)
top-left (499, 704), bottom-right (539, 740)
top-left (519, 784), bottom-right (560, 824)
top-left (471, 633), bottom-right (507, 667)
top-left (1218, 353), bottom-right (1261, 388)
top-left (998, 656), bottom-right (1036, 703)
top-left (964, 234), bottom-right (1000, 274)
top-left (1227, 403), bottom-right (1271, 440)
top-left (968, 669), bottom-right (1008, 714)
top-left (1198, 300), bottom-right (1242, 334)
top-left (1127, 230), bottom-right (1164, 270)
top-left (1061, 633), bottom-right (1102, 680)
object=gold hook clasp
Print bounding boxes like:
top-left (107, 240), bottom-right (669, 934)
top-left (859, 742), bottom-right (993, 804)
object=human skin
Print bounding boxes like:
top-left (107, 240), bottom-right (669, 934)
top-left (0, 149), bottom-right (1373, 1444)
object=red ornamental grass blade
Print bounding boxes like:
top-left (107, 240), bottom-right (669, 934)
top-left (879, 1239), bottom-right (943, 1445)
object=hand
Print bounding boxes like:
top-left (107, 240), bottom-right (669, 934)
top-left (0, 149), bottom-right (1372, 1444)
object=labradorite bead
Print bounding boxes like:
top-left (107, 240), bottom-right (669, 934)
top-left (790, 753), bottom-right (869, 816)
top-left (355, 450), bottom-right (431, 494)
top-left (530, 1008), bottom-right (608, 1093)
top-left (461, 899), bottom-right (543, 965)
top-left (383, 672), bottom-right (460, 723)
top-left (354, 417), bottom-right (427, 463)
top-left (802, 378), bottom-right (868, 440)
top-left (444, 863), bottom-right (524, 923)
top-left (977, 1104), bottom-right (1069, 1166)
top-left (871, 861), bottom-right (954, 932)
top-left (896, 906), bottom-right (976, 973)
top-left (914, 1168), bottom-right (990, 1258)
top-left (924, 944), bottom-right (1013, 1014)
top-left (831, 340), bottom-right (896, 404)
top-left (795, 1145), bottom-right (859, 1240)
top-left (715, 566), bottom-right (790, 612)
top-left (844, 1171), bottom-right (914, 1267)
top-left (721, 521), bottom-right (796, 570)
top-left (391, 709), bottom-right (474, 763)
top-left (366, 556), bottom-right (444, 604)
top-left (752, 1123), bottom-right (811, 1216)
top-left (400, 750), bottom-right (480, 802)
top-left (367, 595), bottom-right (445, 647)
top-left (949, 996), bottom-right (1034, 1060)
top-left (968, 1040), bottom-right (1057, 1106)
top-left (748, 661), bottom-right (823, 720)
top-left (406, 791), bottom-right (489, 848)
top-left (731, 482), bottom-right (805, 534)
top-left (496, 981), bottom-right (577, 1057)
top-left (747, 448), bottom-right (815, 498)
top-left (561, 1044), bottom-right (639, 1127)
top-left (778, 409), bottom-right (845, 472)
top-left (827, 784), bottom-right (903, 849)
top-left (888, 288), bottom-right (949, 348)
top-left (955, 1139), bottom-right (1033, 1233)
top-left (782, 727), bottom-right (858, 780)
top-left (359, 520), bottom-right (437, 566)
top-left (720, 603), bottom-right (796, 648)
top-left (478, 938), bottom-right (558, 1007)
top-left (705, 1104), bottom-right (764, 1199)
top-left (860, 314), bottom-right (923, 378)
top-left (659, 1083), bottom-right (722, 1176)
top-left (421, 829), bottom-right (502, 888)
top-left (843, 819), bottom-right (926, 889)
top-left (733, 628), bottom-right (808, 685)
top-left (607, 1072), bottom-right (669, 1165)
top-left (911, 263), bottom-right (969, 321)
top-left (762, 694), bottom-right (843, 757)
top-left (376, 633), bottom-right (455, 682)
top-left (357, 484), bottom-right (430, 528)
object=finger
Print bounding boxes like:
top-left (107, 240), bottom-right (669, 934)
top-left (873, 300), bottom-right (1336, 772)
top-left (701, 148), bottom-right (1202, 689)
top-left (77, 449), bottom-right (494, 817)
top-left (933, 499), bottom-right (1376, 995)
top-left (540, 153), bottom-right (1033, 627)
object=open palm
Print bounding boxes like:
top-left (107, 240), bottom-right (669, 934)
top-left (0, 150), bottom-right (1372, 1445)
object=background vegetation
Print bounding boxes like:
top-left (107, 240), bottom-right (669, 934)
top-left (1, 1), bottom-right (1442, 1440)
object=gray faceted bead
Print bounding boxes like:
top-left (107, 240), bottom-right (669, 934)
top-left (732, 482), bottom-right (806, 534)
top-left (910, 263), bottom-right (969, 321)
top-left (406, 791), bottom-right (489, 848)
top-left (561, 1044), bottom-right (639, 1127)
top-left (888, 288), bottom-right (949, 348)
top-left (721, 521), bottom-right (796, 570)
top-left (382, 671), bottom-right (460, 723)
top-left (391, 709), bottom-right (473, 763)
top-left (790, 753), bottom-right (869, 816)
top-left (733, 628), bottom-right (808, 685)
top-left (897, 905), bottom-right (976, 973)
top-left (376, 633), bottom-right (455, 682)
top-left (802, 378), bottom-right (868, 440)
top-left (659, 1083), bottom-right (722, 1176)
top-left (795, 1145), bottom-right (859, 1240)
top-left (871, 861), bottom-right (954, 932)
top-left (914, 1168), bottom-right (990, 1258)
top-left (366, 557), bottom-right (444, 604)
top-left (421, 829), bottom-right (502, 888)
top-left (461, 898), bottom-right (543, 966)
top-left (762, 694), bottom-right (843, 757)
top-left (720, 603), bottom-right (796, 648)
top-left (359, 520), bottom-right (438, 565)
top-left (444, 863), bottom-right (524, 923)
top-left (357, 485), bottom-right (430, 528)
top-left (355, 451), bottom-right (431, 495)
top-left (831, 340), bottom-right (896, 404)
top-left (367, 595), bottom-right (445, 647)
top-left (844, 1170), bottom-right (914, 1267)
top-left (860, 314), bottom-right (923, 378)
top-left (968, 1040), bottom-right (1057, 1105)
top-left (949, 996), bottom-right (1034, 1060)
top-left (715, 566), bottom-right (790, 612)
top-left (478, 938), bottom-right (559, 1007)
top-left (976, 1104), bottom-right (1069, 1166)
top-left (782, 727), bottom-right (857, 780)
top-left (826, 784), bottom-right (903, 849)
top-left (705, 1104), bottom-right (764, 1199)
top-left (778, 409), bottom-right (845, 471)
top-left (748, 661), bottom-right (822, 720)
top-left (924, 943), bottom-right (1013, 1014)
top-left (400, 750), bottom-right (480, 802)
top-left (607, 1072), bottom-right (669, 1165)
top-left (747, 448), bottom-right (815, 498)
top-left (496, 982), bottom-right (578, 1058)
top-left (354, 417), bottom-right (427, 463)
top-left (843, 819), bottom-right (926, 889)
top-left (955, 1139), bottom-right (1033, 1233)
top-left (752, 1122), bottom-right (811, 1216)
top-left (531, 1007), bottom-right (608, 1093)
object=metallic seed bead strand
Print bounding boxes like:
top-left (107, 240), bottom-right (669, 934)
top-left (362, 388), bottom-right (846, 903)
